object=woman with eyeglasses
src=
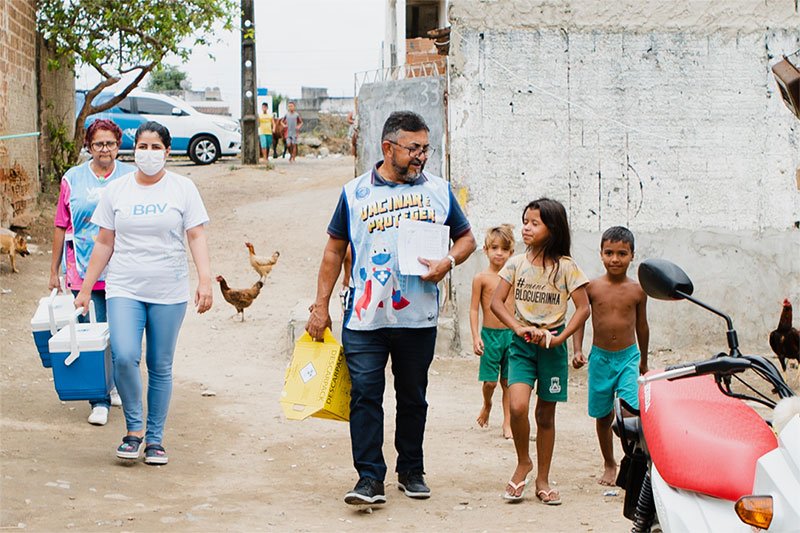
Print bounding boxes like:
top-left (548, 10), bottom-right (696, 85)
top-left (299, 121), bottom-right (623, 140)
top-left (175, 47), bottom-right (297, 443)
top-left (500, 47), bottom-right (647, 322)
top-left (49, 118), bottom-right (135, 426)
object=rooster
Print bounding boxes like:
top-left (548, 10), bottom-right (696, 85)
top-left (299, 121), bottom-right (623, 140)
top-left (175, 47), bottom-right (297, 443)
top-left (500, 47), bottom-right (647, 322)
top-left (769, 299), bottom-right (800, 371)
top-left (216, 275), bottom-right (263, 322)
top-left (245, 242), bottom-right (280, 280)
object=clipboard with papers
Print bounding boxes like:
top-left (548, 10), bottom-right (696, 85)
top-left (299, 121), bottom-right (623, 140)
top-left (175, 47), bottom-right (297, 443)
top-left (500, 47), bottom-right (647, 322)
top-left (397, 219), bottom-right (450, 276)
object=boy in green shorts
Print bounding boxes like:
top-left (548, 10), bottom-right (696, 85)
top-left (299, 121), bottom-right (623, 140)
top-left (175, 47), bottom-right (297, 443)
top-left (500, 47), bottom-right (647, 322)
top-left (469, 225), bottom-right (515, 438)
top-left (572, 226), bottom-right (649, 487)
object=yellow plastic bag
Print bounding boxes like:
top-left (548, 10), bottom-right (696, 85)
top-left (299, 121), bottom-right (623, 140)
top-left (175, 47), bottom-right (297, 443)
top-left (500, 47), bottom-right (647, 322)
top-left (280, 328), bottom-right (351, 421)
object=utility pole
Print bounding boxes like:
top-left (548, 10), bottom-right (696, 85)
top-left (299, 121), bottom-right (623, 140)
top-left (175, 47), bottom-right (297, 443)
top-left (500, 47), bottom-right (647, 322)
top-left (240, 0), bottom-right (259, 165)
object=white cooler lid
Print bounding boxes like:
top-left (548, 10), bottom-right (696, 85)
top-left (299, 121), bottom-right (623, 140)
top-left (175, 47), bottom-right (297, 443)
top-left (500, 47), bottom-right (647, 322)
top-left (48, 322), bottom-right (109, 352)
top-left (30, 294), bottom-right (76, 330)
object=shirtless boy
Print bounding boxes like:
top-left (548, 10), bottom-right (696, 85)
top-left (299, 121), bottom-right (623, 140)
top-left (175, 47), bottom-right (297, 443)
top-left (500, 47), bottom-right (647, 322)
top-left (572, 226), bottom-right (649, 486)
top-left (469, 225), bottom-right (515, 438)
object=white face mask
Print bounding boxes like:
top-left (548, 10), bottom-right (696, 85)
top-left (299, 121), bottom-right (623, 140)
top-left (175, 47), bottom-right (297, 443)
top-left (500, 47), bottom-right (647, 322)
top-left (135, 149), bottom-right (166, 176)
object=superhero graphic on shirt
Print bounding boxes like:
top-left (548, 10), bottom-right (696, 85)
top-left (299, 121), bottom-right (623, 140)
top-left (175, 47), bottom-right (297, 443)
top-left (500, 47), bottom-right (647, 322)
top-left (354, 236), bottom-right (409, 324)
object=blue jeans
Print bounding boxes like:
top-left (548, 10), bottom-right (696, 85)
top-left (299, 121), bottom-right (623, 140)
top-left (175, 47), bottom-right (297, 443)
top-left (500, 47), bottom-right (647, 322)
top-left (73, 290), bottom-right (111, 409)
top-left (341, 327), bottom-right (436, 481)
top-left (107, 297), bottom-right (187, 444)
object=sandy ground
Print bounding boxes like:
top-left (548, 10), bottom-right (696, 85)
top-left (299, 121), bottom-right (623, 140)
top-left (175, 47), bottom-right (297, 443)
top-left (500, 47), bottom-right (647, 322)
top-left (1, 155), bottom-right (669, 532)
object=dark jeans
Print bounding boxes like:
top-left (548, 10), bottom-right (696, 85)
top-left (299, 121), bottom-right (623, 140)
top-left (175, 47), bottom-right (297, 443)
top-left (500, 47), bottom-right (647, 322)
top-left (341, 326), bottom-right (437, 481)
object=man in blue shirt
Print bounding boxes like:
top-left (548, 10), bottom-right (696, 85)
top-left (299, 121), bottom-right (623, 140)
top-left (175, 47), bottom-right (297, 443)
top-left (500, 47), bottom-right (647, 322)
top-left (306, 111), bottom-right (476, 505)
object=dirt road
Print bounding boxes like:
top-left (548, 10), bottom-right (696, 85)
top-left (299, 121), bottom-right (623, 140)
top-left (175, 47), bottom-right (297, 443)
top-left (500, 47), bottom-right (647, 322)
top-left (2, 155), bottom-right (637, 531)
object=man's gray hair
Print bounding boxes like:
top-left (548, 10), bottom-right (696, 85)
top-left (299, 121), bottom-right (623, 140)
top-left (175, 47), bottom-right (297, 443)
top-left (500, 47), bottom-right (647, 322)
top-left (381, 111), bottom-right (429, 142)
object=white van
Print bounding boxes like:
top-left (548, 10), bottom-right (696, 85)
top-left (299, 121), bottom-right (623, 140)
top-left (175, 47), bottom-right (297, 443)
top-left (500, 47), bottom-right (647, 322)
top-left (76, 90), bottom-right (241, 164)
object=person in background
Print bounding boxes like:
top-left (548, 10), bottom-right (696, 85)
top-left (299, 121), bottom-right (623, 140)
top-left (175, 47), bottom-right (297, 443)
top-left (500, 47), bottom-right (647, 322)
top-left (347, 110), bottom-right (359, 157)
top-left (280, 102), bottom-right (303, 162)
top-left (272, 113), bottom-right (286, 160)
top-left (49, 118), bottom-right (134, 426)
top-left (258, 102), bottom-right (273, 162)
top-left (75, 121), bottom-right (213, 465)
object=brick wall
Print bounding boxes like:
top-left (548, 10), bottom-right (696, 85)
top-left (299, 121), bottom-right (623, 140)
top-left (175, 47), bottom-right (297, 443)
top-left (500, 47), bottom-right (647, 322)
top-left (0, 1), bottom-right (74, 228)
top-left (405, 37), bottom-right (445, 78)
top-left (0, 0), bottom-right (39, 228)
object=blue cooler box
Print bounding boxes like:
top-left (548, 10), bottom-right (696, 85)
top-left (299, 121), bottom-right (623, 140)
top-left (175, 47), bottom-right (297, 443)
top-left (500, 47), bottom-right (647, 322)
top-left (48, 317), bottom-right (111, 401)
top-left (30, 290), bottom-right (76, 368)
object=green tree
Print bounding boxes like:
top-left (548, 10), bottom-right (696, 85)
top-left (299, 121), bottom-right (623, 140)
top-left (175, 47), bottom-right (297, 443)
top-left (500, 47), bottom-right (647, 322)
top-left (147, 65), bottom-right (189, 93)
top-left (37, 0), bottom-right (236, 165)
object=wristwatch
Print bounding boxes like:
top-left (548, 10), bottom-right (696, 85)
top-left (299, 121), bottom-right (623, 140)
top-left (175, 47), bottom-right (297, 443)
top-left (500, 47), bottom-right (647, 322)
top-left (446, 254), bottom-right (456, 271)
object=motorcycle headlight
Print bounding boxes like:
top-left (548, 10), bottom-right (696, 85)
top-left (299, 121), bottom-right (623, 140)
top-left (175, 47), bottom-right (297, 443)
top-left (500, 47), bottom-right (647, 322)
top-left (214, 120), bottom-right (238, 133)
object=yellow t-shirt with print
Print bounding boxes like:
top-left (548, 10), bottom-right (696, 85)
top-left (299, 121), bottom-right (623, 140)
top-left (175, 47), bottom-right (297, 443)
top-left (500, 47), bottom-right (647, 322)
top-left (499, 254), bottom-right (589, 329)
top-left (259, 113), bottom-right (273, 135)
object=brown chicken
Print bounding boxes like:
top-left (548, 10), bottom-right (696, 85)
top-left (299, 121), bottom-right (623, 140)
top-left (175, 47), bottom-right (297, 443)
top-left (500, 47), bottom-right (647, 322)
top-left (216, 275), bottom-right (263, 322)
top-left (769, 299), bottom-right (800, 371)
top-left (245, 242), bottom-right (280, 280)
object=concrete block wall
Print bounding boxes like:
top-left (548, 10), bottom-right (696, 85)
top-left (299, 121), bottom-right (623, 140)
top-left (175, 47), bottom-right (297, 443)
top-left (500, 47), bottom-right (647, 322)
top-left (447, 1), bottom-right (800, 354)
top-left (0, 0), bottom-right (39, 228)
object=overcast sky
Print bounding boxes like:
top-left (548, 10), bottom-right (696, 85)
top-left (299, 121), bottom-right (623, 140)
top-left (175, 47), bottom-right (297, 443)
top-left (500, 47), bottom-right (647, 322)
top-left (76, 0), bottom-right (386, 117)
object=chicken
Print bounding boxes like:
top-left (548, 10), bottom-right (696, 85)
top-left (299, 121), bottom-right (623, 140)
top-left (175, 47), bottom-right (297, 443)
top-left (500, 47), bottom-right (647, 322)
top-left (216, 275), bottom-right (263, 321)
top-left (769, 299), bottom-right (800, 371)
top-left (245, 242), bottom-right (280, 280)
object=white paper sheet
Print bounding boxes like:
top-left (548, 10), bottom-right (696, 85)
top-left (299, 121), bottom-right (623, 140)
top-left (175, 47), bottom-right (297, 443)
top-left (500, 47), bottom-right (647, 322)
top-left (397, 220), bottom-right (450, 276)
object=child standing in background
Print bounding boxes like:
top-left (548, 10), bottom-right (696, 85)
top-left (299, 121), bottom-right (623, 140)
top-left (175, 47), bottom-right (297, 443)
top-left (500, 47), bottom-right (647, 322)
top-left (572, 226), bottom-right (649, 487)
top-left (470, 225), bottom-right (515, 439)
top-left (491, 198), bottom-right (590, 505)
top-left (258, 102), bottom-right (273, 162)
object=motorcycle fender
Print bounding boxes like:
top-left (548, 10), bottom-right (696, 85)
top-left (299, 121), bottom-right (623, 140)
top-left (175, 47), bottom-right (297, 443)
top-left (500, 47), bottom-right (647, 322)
top-left (752, 415), bottom-right (800, 532)
top-left (651, 464), bottom-right (749, 533)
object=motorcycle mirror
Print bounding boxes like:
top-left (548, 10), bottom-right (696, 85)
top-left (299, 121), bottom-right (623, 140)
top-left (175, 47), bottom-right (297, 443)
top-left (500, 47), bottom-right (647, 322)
top-left (637, 259), bottom-right (694, 301)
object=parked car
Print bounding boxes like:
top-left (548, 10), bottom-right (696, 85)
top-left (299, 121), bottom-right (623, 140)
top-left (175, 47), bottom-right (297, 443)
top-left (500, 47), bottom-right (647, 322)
top-left (75, 90), bottom-right (241, 164)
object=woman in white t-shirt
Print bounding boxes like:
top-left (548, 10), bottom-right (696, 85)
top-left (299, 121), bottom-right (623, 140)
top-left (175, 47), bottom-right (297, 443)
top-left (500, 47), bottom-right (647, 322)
top-left (75, 121), bottom-right (213, 465)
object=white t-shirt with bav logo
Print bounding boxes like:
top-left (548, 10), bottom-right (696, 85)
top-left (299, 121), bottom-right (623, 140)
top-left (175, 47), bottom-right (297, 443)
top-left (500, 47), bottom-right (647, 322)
top-left (91, 171), bottom-right (209, 304)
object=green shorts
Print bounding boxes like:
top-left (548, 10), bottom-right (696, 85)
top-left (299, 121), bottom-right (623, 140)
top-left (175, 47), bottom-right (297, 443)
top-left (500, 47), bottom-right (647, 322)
top-left (588, 344), bottom-right (640, 418)
top-left (507, 326), bottom-right (568, 402)
top-left (259, 134), bottom-right (272, 149)
top-left (478, 327), bottom-right (512, 382)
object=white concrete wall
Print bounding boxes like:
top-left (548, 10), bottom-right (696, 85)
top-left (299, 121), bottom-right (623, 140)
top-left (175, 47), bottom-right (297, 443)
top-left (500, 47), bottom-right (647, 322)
top-left (319, 97), bottom-right (355, 115)
top-left (448, 1), bottom-right (800, 355)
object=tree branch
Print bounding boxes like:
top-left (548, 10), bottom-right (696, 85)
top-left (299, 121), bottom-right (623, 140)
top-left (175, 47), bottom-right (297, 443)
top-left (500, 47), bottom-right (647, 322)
top-left (85, 60), bottom-right (159, 116)
top-left (117, 25), bottom-right (165, 50)
top-left (86, 57), bottom-right (113, 81)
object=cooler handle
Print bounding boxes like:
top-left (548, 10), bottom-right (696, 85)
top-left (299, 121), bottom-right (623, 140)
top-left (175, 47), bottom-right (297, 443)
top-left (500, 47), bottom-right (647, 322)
top-left (64, 308), bottom-right (84, 366)
top-left (47, 288), bottom-right (59, 335)
top-left (88, 299), bottom-right (96, 323)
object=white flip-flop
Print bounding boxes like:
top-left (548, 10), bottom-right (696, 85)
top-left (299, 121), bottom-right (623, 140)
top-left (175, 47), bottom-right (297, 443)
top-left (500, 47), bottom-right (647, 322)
top-left (503, 478), bottom-right (528, 502)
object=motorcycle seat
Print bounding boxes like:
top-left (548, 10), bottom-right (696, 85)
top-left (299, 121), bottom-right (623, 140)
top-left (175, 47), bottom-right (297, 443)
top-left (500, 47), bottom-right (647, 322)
top-left (639, 373), bottom-right (777, 501)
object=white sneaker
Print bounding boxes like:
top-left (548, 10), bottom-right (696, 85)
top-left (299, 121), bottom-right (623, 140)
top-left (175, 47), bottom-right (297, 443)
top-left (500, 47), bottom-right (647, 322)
top-left (87, 406), bottom-right (109, 426)
top-left (110, 388), bottom-right (122, 407)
